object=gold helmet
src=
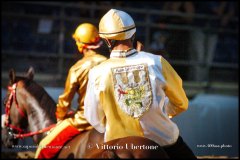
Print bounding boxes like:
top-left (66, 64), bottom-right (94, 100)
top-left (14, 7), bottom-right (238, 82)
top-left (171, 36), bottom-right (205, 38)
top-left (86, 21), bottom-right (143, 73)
top-left (72, 23), bottom-right (102, 53)
top-left (99, 9), bottom-right (136, 40)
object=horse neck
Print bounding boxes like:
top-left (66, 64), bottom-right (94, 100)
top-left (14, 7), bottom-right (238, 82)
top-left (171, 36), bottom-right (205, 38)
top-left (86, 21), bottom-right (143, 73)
top-left (22, 84), bottom-right (56, 143)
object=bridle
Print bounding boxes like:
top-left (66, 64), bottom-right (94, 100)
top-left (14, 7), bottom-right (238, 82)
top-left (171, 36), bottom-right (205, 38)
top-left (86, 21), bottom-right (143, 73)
top-left (4, 82), bottom-right (56, 139)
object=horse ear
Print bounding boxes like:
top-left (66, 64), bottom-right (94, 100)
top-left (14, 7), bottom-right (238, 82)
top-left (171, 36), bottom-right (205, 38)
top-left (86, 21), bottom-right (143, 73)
top-left (9, 68), bottom-right (16, 85)
top-left (27, 66), bottom-right (35, 80)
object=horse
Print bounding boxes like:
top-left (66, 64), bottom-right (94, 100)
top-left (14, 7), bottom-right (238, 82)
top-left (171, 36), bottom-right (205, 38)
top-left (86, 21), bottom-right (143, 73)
top-left (2, 67), bottom-right (169, 158)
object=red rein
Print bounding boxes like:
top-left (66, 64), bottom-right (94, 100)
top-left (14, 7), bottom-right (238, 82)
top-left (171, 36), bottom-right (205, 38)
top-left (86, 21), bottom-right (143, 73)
top-left (4, 83), bottom-right (56, 139)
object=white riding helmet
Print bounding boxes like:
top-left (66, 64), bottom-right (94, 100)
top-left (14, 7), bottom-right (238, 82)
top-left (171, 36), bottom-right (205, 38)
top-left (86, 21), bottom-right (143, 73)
top-left (99, 9), bottom-right (136, 40)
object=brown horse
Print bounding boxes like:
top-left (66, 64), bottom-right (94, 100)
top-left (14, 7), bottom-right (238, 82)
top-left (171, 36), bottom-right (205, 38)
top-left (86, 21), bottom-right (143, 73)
top-left (2, 67), bottom-right (169, 158)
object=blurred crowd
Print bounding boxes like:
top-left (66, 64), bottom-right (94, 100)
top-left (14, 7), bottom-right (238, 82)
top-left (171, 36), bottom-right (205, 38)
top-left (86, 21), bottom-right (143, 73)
top-left (2, 1), bottom-right (238, 81)
top-left (148, 1), bottom-right (238, 81)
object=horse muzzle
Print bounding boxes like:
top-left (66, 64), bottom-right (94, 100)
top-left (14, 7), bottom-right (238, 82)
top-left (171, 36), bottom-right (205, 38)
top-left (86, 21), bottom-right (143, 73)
top-left (1, 127), bottom-right (18, 148)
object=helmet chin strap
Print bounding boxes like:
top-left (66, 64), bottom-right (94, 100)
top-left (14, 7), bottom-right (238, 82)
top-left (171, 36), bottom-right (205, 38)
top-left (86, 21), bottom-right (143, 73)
top-left (131, 34), bottom-right (135, 44)
top-left (103, 34), bottom-right (135, 52)
top-left (103, 38), bottom-right (116, 52)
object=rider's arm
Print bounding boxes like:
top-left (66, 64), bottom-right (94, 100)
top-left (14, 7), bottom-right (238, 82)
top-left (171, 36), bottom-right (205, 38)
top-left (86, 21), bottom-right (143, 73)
top-left (84, 69), bottom-right (106, 133)
top-left (161, 57), bottom-right (189, 117)
top-left (56, 68), bottom-right (78, 120)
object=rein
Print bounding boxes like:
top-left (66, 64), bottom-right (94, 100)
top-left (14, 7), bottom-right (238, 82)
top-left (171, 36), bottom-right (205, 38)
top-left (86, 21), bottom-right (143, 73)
top-left (4, 83), bottom-right (56, 139)
top-left (14, 124), bottom-right (56, 139)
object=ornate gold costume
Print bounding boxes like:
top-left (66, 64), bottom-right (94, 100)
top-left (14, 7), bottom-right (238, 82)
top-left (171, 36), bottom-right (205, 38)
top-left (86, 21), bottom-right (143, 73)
top-left (35, 23), bottom-right (107, 158)
top-left (56, 50), bottom-right (107, 130)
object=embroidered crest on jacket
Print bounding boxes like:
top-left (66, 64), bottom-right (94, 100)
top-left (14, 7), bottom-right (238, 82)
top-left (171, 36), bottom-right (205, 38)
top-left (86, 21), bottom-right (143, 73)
top-left (112, 64), bottom-right (152, 118)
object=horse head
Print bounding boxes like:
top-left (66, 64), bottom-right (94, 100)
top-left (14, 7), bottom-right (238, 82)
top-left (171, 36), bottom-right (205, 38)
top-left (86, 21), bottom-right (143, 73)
top-left (2, 67), bottom-right (56, 148)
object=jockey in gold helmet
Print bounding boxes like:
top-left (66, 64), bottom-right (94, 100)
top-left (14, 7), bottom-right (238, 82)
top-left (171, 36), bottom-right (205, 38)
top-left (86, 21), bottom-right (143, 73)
top-left (35, 23), bottom-right (107, 159)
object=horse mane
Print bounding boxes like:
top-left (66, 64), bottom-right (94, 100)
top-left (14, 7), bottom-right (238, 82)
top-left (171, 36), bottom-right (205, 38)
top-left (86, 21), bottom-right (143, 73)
top-left (15, 76), bottom-right (56, 122)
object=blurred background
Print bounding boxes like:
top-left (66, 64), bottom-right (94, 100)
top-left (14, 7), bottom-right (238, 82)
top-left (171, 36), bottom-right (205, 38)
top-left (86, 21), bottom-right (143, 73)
top-left (1, 1), bottom-right (238, 94)
top-left (1, 1), bottom-right (239, 158)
